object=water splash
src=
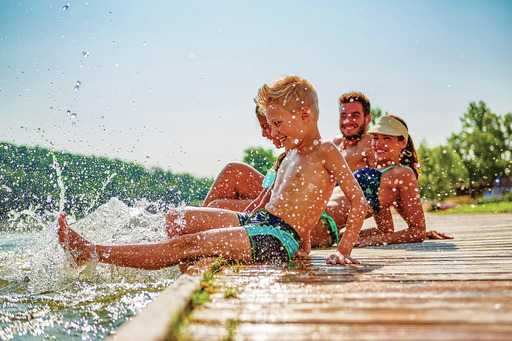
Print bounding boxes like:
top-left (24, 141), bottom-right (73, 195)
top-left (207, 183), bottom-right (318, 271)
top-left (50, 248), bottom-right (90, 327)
top-left (52, 154), bottom-right (66, 212)
top-left (0, 198), bottom-right (179, 339)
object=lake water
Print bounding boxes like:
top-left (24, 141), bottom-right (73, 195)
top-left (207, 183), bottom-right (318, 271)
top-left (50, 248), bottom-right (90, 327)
top-left (0, 198), bottom-right (180, 340)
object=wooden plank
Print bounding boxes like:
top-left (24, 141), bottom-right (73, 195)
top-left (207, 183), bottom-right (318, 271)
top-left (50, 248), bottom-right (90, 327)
top-left (181, 323), bottom-right (512, 341)
top-left (177, 214), bottom-right (512, 340)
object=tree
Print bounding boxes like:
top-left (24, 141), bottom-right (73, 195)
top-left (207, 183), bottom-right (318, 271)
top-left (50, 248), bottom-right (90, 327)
top-left (242, 147), bottom-right (276, 174)
top-left (370, 107), bottom-right (385, 126)
top-left (418, 142), bottom-right (468, 200)
top-left (0, 142), bottom-right (214, 222)
top-left (448, 101), bottom-right (512, 190)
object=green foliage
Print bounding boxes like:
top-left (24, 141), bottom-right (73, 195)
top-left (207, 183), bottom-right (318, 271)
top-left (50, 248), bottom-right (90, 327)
top-left (448, 101), bottom-right (512, 186)
top-left (418, 143), bottom-right (468, 200)
top-left (242, 146), bottom-right (276, 174)
top-left (369, 107), bottom-right (386, 126)
top-left (434, 201), bottom-right (512, 214)
top-left (0, 142), bottom-right (213, 221)
top-left (190, 289), bottom-right (212, 307)
top-left (474, 191), bottom-right (512, 205)
top-left (418, 101), bottom-right (511, 200)
top-left (223, 287), bottom-right (239, 299)
top-left (225, 318), bottom-right (241, 341)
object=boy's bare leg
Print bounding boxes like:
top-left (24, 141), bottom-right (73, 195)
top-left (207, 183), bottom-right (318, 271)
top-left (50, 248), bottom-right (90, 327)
top-left (166, 207), bottom-right (240, 239)
top-left (58, 212), bottom-right (253, 270)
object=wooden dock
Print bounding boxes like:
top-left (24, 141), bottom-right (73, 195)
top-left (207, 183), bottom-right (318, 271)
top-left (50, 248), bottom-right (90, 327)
top-left (115, 213), bottom-right (512, 340)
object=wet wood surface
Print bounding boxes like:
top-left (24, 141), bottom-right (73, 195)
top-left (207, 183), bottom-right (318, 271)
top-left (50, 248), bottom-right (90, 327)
top-left (178, 214), bottom-right (512, 340)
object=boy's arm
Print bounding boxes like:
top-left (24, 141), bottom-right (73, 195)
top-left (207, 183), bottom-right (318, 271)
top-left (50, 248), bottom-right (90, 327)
top-left (321, 143), bottom-right (367, 265)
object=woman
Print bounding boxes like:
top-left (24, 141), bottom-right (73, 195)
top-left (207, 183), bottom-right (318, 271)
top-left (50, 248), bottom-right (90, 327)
top-left (310, 115), bottom-right (451, 247)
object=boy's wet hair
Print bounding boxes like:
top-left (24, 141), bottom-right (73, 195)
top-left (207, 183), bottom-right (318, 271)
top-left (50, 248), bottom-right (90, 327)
top-left (339, 92), bottom-right (371, 117)
top-left (255, 75), bottom-right (319, 119)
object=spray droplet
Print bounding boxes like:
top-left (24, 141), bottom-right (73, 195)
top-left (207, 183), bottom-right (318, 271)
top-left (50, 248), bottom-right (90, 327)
top-left (67, 110), bottom-right (77, 120)
top-left (74, 81), bottom-right (81, 91)
top-left (62, 3), bottom-right (70, 11)
top-left (82, 51), bottom-right (89, 58)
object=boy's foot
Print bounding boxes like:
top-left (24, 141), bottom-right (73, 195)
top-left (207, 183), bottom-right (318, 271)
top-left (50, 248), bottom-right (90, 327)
top-left (57, 212), bottom-right (93, 266)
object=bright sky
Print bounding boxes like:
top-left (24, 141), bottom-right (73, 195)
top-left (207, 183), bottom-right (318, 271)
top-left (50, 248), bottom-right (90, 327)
top-left (1, 0), bottom-right (511, 178)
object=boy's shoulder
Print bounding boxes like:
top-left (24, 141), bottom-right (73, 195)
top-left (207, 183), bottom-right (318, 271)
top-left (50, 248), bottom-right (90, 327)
top-left (314, 139), bottom-right (343, 160)
top-left (317, 139), bottom-right (339, 152)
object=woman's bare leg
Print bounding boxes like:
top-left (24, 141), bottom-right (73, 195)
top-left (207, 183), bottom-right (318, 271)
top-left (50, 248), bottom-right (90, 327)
top-left (166, 207), bottom-right (241, 239)
top-left (58, 212), bottom-right (253, 270)
top-left (202, 162), bottom-right (264, 207)
top-left (206, 198), bottom-right (254, 211)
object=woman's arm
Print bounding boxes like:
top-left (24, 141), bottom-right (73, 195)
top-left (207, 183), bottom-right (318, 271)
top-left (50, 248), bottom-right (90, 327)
top-left (356, 207), bottom-right (395, 239)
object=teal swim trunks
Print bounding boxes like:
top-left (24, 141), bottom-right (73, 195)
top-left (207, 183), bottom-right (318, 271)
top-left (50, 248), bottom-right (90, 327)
top-left (238, 210), bottom-right (301, 263)
top-left (320, 211), bottom-right (339, 246)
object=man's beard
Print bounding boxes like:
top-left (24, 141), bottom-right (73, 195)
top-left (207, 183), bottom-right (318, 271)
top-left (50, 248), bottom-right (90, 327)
top-left (342, 125), bottom-right (366, 140)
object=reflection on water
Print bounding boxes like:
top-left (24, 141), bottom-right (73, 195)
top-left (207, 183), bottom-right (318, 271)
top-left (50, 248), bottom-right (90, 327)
top-left (0, 198), bottom-right (179, 340)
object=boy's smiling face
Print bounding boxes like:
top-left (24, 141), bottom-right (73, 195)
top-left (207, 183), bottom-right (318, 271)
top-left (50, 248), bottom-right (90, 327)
top-left (264, 102), bottom-right (304, 150)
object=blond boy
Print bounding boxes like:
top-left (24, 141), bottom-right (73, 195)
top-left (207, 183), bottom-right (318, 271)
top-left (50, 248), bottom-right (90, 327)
top-left (57, 75), bottom-right (367, 268)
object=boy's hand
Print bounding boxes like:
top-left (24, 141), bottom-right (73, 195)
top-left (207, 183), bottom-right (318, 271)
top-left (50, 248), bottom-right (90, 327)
top-left (326, 251), bottom-right (360, 265)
